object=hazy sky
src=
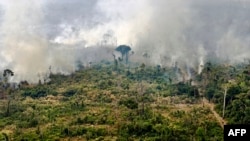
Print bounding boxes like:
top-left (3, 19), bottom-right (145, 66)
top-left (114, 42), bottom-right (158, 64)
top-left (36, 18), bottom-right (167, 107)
top-left (0, 0), bottom-right (250, 83)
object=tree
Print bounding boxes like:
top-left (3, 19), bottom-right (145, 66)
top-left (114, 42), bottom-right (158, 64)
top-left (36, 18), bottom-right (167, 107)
top-left (115, 45), bottom-right (131, 64)
top-left (2, 69), bottom-right (14, 117)
top-left (205, 87), bottom-right (215, 102)
top-left (3, 69), bottom-right (14, 88)
top-left (112, 53), bottom-right (118, 71)
top-left (196, 127), bottom-right (206, 141)
top-left (76, 60), bottom-right (84, 70)
top-left (222, 82), bottom-right (238, 118)
top-left (3, 69), bottom-right (14, 77)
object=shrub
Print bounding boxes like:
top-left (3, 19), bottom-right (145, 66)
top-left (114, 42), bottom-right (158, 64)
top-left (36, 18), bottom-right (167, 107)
top-left (119, 98), bottom-right (138, 109)
top-left (63, 88), bottom-right (78, 97)
top-left (75, 117), bottom-right (84, 124)
top-left (75, 127), bottom-right (87, 136)
top-left (22, 87), bottom-right (47, 98)
top-left (22, 86), bottom-right (57, 98)
top-left (82, 115), bottom-right (96, 124)
top-left (14, 132), bottom-right (40, 141)
top-left (17, 119), bottom-right (39, 128)
top-left (86, 128), bottom-right (107, 139)
top-left (170, 110), bottom-right (185, 118)
top-left (0, 133), bottom-right (8, 141)
top-left (98, 80), bottom-right (108, 89)
top-left (95, 94), bottom-right (112, 103)
top-left (29, 119), bottom-right (39, 127)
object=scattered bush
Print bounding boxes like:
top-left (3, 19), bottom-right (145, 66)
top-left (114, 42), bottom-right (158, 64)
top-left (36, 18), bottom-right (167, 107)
top-left (119, 98), bottom-right (138, 109)
top-left (63, 88), bottom-right (78, 97)
top-left (22, 86), bottom-right (57, 98)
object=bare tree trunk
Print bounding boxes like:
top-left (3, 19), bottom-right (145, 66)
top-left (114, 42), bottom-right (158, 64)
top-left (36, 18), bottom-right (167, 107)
top-left (6, 100), bottom-right (11, 116)
top-left (125, 52), bottom-right (128, 64)
top-left (223, 87), bottom-right (227, 118)
top-left (140, 82), bottom-right (144, 115)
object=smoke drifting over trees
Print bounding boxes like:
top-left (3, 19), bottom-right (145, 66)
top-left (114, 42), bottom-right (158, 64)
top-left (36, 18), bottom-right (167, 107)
top-left (0, 0), bottom-right (249, 83)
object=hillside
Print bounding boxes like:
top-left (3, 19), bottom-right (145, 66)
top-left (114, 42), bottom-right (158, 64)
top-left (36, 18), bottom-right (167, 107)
top-left (0, 60), bottom-right (249, 140)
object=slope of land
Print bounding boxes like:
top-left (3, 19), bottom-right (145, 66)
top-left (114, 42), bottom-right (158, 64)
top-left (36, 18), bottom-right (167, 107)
top-left (0, 61), bottom-right (249, 140)
top-left (203, 98), bottom-right (226, 128)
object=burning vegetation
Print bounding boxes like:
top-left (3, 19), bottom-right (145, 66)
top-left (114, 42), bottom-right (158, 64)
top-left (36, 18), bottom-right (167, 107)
top-left (0, 0), bottom-right (250, 140)
top-left (0, 50), bottom-right (250, 140)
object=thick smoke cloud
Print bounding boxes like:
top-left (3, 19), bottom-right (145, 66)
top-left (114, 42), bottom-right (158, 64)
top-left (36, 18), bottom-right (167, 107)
top-left (0, 0), bottom-right (249, 83)
top-left (0, 1), bottom-right (50, 83)
top-left (0, 0), bottom-right (76, 83)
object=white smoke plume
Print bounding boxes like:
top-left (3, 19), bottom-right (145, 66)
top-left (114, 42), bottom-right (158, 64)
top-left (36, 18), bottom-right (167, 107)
top-left (0, 1), bottom-right (50, 83)
top-left (0, 0), bottom-right (249, 83)
top-left (0, 1), bottom-right (76, 83)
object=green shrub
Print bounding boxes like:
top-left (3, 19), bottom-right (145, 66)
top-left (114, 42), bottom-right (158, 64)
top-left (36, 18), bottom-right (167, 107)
top-left (119, 98), bottom-right (138, 109)
top-left (86, 128), bottom-right (107, 139)
top-left (98, 80), bottom-right (108, 89)
top-left (170, 110), bottom-right (185, 118)
top-left (82, 115), bottom-right (96, 124)
top-left (22, 87), bottom-right (47, 98)
top-left (14, 132), bottom-right (40, 141)
top-left (0, 133), bottom-right (8, 141)
top-left (63, 88), bottom-right (78, 97)
top-left (95, 94), bottom-right (112, 103)
top-left (29, 119), bottom-right (39, 127)
top-left (22, 86), bottom-right (57, 98)
top-left (75, 117), bottom-right (84, 124)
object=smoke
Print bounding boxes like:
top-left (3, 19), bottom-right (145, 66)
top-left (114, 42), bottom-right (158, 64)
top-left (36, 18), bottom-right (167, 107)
top-left (0, 1), bottom-right (76, 83)
top-left (0, 0), bottom-right (250, 83)
top-left (0, 1), bottom-right (50, 83)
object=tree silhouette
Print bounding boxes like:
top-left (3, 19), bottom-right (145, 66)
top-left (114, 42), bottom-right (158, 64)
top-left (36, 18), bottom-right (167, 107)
top-left (3, 69), bottom-right (14, 77)
top-left (115, 45), bottom-right (131, 64)
top-left (2, 69), bottom-right (14, 117)
top-left (3, 69), bottom-right (14, 88)
top-left (112, 53), bottom-right (118, 71)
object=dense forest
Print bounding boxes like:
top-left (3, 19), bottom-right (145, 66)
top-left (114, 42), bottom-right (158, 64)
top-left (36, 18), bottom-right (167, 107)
top-left (0, 59), bottom-right (249, 141)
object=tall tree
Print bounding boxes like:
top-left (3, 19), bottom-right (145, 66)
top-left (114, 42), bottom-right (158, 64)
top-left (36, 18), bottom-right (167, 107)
top-left (2, 69), bottom-right (14, 117)
top-left (115, 45), bottom-right (131, 64)
top-left (3, 69), bottom-right (14, 89)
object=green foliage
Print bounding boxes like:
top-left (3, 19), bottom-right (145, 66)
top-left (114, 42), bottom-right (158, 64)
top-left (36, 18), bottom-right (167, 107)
top-left (225, 97), bottom-right (250, 124)
top-left (17, 118), bottom-right (39, 128)
top-left (95, 93), bottom-right (112, 103)
top-left (227, 85), bottom-right (241, 99)
top-left (170, 110), bottom-right (185, 118)
top-left (22, 87), bottom-right (47, 98)
top-left (0, 61), bottom-right (235, 140)
top-left (119, 98), bottom-right (138, 109)
top-left (0, 133), bottom-right (9, 141)
top-left (195, 127), bottom-right (206, 141)
top-left (171, 82), bottom-right (199, 97)
top-left (85, 128), bottom-right (107, 139)
top-left (21, 86), bottom-right (57, 98)
top-left (205, 87), bottom-right (216, 101)
top-left (14, 132), bottom-right (40, 141)
top-left (98, 80), bottom-right (108, 89)
top-left (63, 88), bottom-right (78, 97)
